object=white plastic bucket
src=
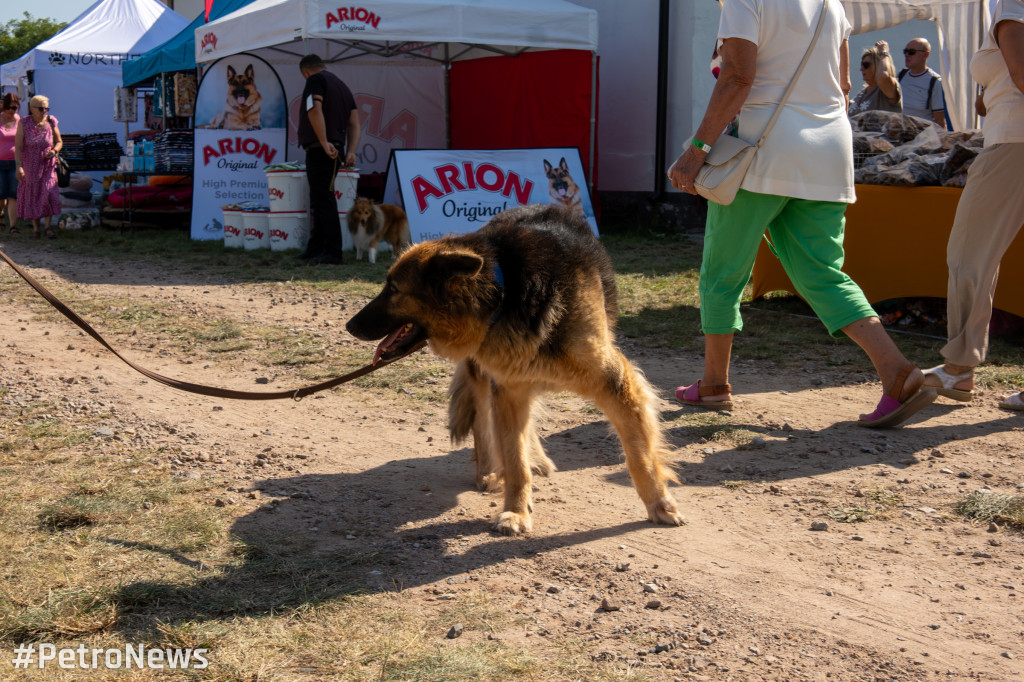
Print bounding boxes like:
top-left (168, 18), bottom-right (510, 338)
top-left (266, 170), bottom-right (308, 212)
top-left (269, 211), bottom-right (310, 251)
top-left (334, 169), bottom-right (359, 214)
top-left (222, 209), bottom-right (245, 248)
top-left (243, 212), bottom-right (271, 250)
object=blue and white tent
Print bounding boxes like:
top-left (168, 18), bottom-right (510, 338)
top-left (121, 0), bottom-right (258, 87)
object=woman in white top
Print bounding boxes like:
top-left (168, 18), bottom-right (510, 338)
top-left (921, 0), bottom-right (1024, 412)
top-left (667, 0), bottom-right (935, 428)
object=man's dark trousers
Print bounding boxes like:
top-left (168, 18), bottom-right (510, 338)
top-left (303, 146), bottom-right (344, 260)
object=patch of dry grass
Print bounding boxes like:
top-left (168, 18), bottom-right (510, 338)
top-left (827, 487), bottom-right (904, 523)
top-left (954, 490), bottom-right (1024, 529)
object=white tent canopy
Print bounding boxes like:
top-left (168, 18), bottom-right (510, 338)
top-left (841, 0), bottom-right (990, 131)
top-left (1, 0), bottom-right (189, 138)
top-left (195, 0), bottom-right (598, 63)
top-left (194, 0), bottom-right (599, 180)
top-left (2, 0), bottom-right (189, 85)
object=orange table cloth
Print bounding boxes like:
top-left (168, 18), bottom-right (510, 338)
top-left (751, 184), bottom-right (1024, 319)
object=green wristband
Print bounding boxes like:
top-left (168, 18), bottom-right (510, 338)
top-left (692, 137), bottom-right (712, 153)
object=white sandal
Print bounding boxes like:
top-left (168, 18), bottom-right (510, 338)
top-left (998, 392), bottom-right (1024, 412)
top-left (922, 365), bottom-right (974, 402)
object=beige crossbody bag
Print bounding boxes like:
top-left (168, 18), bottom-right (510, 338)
top-left (691, 0), bottom-right (829, 205)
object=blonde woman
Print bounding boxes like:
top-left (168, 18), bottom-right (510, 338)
top-left (14, 94), bottom-right (61, 238)
top-left (849, 40), bottom-right (903, 115)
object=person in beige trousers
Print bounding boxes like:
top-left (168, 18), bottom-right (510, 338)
top-left (922, 0), bottom-right (1024, 412)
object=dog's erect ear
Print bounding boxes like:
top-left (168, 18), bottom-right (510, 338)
top-left (543, 159), bottom-right (553, 174)
top-left (430, 250), bottom-right (484, 279)
top-left (559, 157), bottom-right (569, 171)
top-left (227, 65), bottom-right (237, 79)
top-left (244, 64), bottom-right (255, 80)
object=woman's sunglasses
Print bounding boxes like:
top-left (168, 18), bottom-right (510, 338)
top-left (4, 104), bottom-right (17, 110)
top-left (860, 61), bottom-right (872, 69)
top-left (33, 106), bottom-right (49, 112)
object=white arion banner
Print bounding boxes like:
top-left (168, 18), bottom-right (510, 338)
top-left (191, 55), bottom-right (287, 240)
top-left (383, 148), bottom-right (596, 242)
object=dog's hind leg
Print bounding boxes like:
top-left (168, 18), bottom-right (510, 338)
top-left (449, 360), bottom-right (501, 491)
top-left (587, 350), bottom-right (685, 527)
top-left (526, 422), bottom-right (555, 478)
top-left (490, 383), bottom-right (538, 535)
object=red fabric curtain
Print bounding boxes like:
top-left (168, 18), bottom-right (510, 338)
top-left (450, 50), bottom-right (597, 187)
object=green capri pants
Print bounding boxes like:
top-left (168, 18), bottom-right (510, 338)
top-left (699, 189), bottom-right (877, 336)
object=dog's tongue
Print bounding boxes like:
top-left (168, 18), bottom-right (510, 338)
top-left (558, 188), bottom-right (567, 196)
top-left (236, 95), bottom-right (247, 105)
top-left (372, 326), bottom-right (407, 365)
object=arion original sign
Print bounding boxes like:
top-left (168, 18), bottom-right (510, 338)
top-left (383, 148), bottom-right (596, 242)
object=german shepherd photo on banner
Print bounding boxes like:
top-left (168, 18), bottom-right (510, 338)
top-left (209, 64), bottom-right (263, 130)
top-left (543, 157), bottom-right (584, 216)
top-left (346, 205), bottom-right (684, 535)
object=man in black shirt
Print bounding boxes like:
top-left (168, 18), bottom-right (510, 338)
top-left (297, 54), bottom-right (361, 264)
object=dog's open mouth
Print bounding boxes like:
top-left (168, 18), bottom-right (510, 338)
top-left (373, 323), bottom-right (427, 365)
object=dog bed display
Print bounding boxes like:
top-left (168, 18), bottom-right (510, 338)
top-left (107, 184), bottom-right (192, 210)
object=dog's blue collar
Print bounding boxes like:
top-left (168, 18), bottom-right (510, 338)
top-left (489, 263), bottom-right (505, 327)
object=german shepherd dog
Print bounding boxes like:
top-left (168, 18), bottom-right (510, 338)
top-left (210, 64), bottom-right (262, 130)
top-left (543, 157), bottom-right (583, 216)
top-left (346, 205), bottom-right (683, 535)
top-left (347, 197), bottom-right (412, 263)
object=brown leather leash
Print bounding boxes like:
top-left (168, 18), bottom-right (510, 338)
top-left (0, 248), bottom-right (426, 400)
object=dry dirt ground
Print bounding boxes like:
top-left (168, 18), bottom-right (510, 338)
top-left (2, 240), bottom-right (1023, 681)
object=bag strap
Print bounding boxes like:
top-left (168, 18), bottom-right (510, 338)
top-left (755, 0), bottom-right (830, 147)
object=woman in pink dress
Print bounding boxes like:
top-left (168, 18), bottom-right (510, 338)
top-left (15, 94), bottom-right (62, 238)
top-left (0, 92), bottom-right (19, 232)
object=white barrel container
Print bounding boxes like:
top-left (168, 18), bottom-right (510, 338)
top-left (269, 210), bottom-right (310, 251)
top-left (266, 170), bottom-right (309, 212)
top-left (338, 211), bottom-right (352, 251)
top-left (243, 211), bottom-right (271, 250)
top-left (222, 209), bottom-right (245, 248)
top-left (335, 169), bottom-right (359, 214)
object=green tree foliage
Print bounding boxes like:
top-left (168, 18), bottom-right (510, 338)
top-left (0, 12), bottom-right (68, 67)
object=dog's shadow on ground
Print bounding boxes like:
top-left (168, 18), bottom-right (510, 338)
top-left (107, 405), bottom-right (1021, 636)
top-left (106, 421), bottom-right (659, 635)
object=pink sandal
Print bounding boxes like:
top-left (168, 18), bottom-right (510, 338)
top-left (675, 379), bottom-right (734, 410)
top-left (858, 365), bottom-right (937, 428)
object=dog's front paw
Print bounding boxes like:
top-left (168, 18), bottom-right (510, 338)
top-left (647, 495), bottom-right (686, 526)
top-left (493, 511), bottom-right (532, 536)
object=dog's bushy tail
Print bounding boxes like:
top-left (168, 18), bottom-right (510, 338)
top-left (448, 359), bottom-right (483, 444)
